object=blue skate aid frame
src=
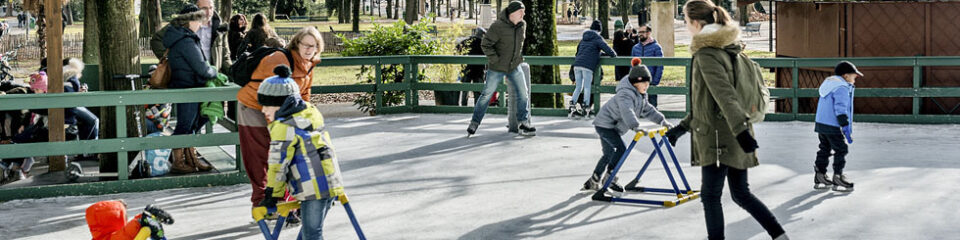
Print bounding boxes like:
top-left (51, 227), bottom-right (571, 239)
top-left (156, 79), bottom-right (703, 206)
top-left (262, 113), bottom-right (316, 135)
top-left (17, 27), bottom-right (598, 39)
top-left (251, 194), bottom-right (367, 240)
top-left (591, 127), bottom-right (700, 207)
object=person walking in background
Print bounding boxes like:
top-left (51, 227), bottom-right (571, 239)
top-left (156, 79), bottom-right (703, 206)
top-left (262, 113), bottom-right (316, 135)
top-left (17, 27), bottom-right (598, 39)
top-left (468, 0), bottom-right (536, 137)
top-left (664, 1), bottom-right (788, 239)
top-left (570, 20), bottom-right (616, 119)
top-left (631, 24), bottom-right (664, 107)
top-left (613, 20), bottom-right (638, 81)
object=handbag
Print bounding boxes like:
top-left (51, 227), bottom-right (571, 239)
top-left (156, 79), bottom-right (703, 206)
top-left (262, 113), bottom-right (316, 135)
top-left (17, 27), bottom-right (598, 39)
top-left (148, 50), bottom-right (171, 89)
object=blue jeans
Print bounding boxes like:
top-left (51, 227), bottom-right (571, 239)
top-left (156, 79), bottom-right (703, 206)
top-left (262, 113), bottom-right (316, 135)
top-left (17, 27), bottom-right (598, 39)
top-left (701, 164), bottom-right (784, 240)
top-left (70, 107), bottom-right (99, 140)
top-left (470, 66), bottom-right (529, 124)
top-left (572, 66), bottom-right (593, 106)
top-left (173, 103), bottom-right (208, 135)
top-left (300, 197), bottom-right (336, 240)
top-left (592, 126), bottom-right (625, 176)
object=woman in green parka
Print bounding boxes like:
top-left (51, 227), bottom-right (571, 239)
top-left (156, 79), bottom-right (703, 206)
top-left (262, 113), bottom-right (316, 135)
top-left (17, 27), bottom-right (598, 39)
top-left (663, 1), bottom-right (788, 239)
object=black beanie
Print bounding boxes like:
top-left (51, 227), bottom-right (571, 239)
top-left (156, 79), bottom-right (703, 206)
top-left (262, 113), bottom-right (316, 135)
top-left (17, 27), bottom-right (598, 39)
top-left (506, 1), bottom-right (525, 14)
top-left (627, 58), bottom-right (651, 84)
top-left (590, 20), bottom-right (602, 32)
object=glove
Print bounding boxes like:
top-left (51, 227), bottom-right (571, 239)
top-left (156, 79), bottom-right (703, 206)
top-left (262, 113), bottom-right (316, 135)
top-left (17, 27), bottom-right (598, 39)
top-left (841, 125), bottom-right (853, 144)
top-left (837, 114), bottom-right (850, 127)
top-left (143, 204), bottom-right (174, 225)
top-left (664, 125), bottom-right (687, 146)
top-left (735, 130), bottom-right (759, 153)
top-left (139, 213), bottom-right (165, 239)
top-left (259, 187), bottom-right (281, 208)
top-left (660, 120), bottom-right (675, 129)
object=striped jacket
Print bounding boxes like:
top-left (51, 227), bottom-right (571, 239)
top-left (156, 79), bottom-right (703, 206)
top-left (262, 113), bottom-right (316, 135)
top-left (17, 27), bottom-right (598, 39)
top-left (266, 104), bottom-right (344, 201)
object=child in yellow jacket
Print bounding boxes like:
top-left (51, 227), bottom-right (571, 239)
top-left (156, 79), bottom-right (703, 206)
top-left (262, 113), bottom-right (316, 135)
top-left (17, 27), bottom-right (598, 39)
top-left (257, 65), bottom-right (344, 240)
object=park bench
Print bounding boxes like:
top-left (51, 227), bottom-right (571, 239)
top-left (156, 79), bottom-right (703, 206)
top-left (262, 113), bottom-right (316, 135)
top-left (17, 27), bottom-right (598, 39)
top-left (743, 22), bottom-right (761, 37)
top-left (289, 16), bottom-right (310, 21)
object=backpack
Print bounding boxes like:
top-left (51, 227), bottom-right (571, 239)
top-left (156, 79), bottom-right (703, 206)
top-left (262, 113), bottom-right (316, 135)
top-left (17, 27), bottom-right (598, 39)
top-left (729, 52), bottom-right (770, 123)
top-left (229, 47), bottom-right (294, 87)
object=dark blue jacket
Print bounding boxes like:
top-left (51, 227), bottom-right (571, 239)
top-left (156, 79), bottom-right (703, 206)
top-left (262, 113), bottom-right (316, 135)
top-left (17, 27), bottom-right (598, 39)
top-left (573, 30), bottom-right (616, 71)
top-left (162, 26), bottom-right (217, 89)
top-left (631, 40), bottom-right (664, 85)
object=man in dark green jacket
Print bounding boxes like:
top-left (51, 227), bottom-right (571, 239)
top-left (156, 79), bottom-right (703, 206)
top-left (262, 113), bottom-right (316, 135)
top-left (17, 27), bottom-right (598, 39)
top-left (468, 0), bottom-right (536, 136)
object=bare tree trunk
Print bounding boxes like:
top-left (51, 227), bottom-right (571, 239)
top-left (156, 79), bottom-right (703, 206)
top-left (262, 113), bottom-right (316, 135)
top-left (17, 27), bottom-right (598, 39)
top-left (521, 0), bottom-right (562, 108)
top-left (37, 3), bottom-right (46, 59)
top-left (387, 0), bottom-right (393, 18)
top-left (353, 0), bottom-right (360, 32)
top-left (83, 0), bottom-right (100, 64)
top-left (96, 0), bottom-right (142, 178)
top-left (469, 0), bottom-right (474, 19)
top-left (221, 0), bottom-right (232, 21)
top-left (269, 0), bottom-right (278, 21)
top-left (404, 0), bottom-right (417, 23)
top-left (395, 0), bottom-right (400, 19)
top-left (738, 3), bottom-right (749, 26)
top-left (617, 0), bottom-right (629, 25)
top-left (5, 0), bottom-right (12, 17)
top-left (598, 0), bottom-right (609, 38)
top-left (139, 0), bottom-right (161, 38)
top-left (344, 0), bottom-right (353, 22)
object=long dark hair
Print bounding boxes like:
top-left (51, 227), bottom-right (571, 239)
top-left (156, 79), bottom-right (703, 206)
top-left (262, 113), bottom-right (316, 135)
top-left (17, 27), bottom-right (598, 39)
top-left (229, 14), bottom-right (247, 32)
top-left (251, 13), bottom-right (271, 32)
top-left (683, 0), bottom-right (732, 26)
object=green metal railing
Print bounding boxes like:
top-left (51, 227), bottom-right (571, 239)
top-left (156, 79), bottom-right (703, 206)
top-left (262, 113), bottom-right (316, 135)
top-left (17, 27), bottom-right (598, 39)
top-left (2, 55), bottom-right (959, 201)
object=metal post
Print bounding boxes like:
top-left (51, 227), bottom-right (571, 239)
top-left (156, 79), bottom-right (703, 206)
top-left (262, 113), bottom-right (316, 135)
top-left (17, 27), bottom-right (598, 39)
top-left (375, 62), bottom-right (383, 111)
top-left (116, 105), bottom-right (128, 180)
top-left (913, 60), bottom-right (921, 118)
top-left (792, 62), bottom-right (799, 120)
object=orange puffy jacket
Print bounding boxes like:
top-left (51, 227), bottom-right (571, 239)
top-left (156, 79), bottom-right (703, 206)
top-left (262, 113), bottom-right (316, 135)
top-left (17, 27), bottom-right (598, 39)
top-left (236, 49), bottom-right (320, 111)
top-left (85, 201), bottom-right (143, 240)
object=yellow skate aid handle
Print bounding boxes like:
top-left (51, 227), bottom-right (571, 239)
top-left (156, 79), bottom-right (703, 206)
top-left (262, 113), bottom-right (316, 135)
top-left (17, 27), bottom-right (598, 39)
top-left (134, 227), bottom-right (151, 240)
top-left (339, 194), bottom-right (350, 205)
top-left (632, 127), bottom-right (669, 141)
top-left (251, 201), bottom-right (302, 221)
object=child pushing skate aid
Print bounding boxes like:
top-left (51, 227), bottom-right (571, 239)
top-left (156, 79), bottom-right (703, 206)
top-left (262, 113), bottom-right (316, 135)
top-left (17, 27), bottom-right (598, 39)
top-left (253, 65), bottom-right (366, 240)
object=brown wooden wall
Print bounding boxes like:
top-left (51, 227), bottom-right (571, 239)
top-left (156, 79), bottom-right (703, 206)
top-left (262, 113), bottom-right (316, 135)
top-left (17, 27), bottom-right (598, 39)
top-left (775, 1), bottom-right (960, 115)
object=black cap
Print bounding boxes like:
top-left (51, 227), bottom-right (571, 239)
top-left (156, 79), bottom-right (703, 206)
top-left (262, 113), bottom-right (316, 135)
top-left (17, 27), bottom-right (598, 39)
top-left (835, 61), bottom-right (863, 77)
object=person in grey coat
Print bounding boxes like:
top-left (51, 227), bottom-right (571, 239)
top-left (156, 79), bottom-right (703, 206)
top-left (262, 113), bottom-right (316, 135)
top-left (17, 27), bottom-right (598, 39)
top-left (583, 58), bottom-right (673, 196)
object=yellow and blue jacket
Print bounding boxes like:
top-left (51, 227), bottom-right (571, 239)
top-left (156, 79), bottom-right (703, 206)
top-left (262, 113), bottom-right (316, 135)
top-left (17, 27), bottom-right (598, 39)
top-left (266, 98), bottom-right (344, 201)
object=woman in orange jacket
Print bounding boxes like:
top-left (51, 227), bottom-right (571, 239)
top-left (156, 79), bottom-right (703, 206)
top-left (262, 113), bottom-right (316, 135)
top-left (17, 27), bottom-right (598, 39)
top-left (235, 27), bottom-right (323, 207)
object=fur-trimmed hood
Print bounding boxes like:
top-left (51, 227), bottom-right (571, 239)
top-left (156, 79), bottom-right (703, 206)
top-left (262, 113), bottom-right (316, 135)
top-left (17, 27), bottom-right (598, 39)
top-left (62, 58), bottom-right (84, 80)
top-left (690, 23), bottom-right (741, 53)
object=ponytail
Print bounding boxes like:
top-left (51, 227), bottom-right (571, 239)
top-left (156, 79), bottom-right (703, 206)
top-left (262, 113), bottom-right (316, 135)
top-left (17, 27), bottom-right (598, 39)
top-left (684, 0), bottom-right (733, 26)
top-left (712, 6), bottom-right (731, 26)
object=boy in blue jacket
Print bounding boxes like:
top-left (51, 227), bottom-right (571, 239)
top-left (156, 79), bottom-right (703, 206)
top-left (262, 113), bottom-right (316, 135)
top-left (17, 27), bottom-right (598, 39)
top-left (813, 61), bottom-right (861, 192)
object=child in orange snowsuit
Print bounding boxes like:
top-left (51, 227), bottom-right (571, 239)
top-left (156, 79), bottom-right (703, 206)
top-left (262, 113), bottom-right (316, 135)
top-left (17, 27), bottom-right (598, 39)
top-left (85, 200), bottom-right (173, 240)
